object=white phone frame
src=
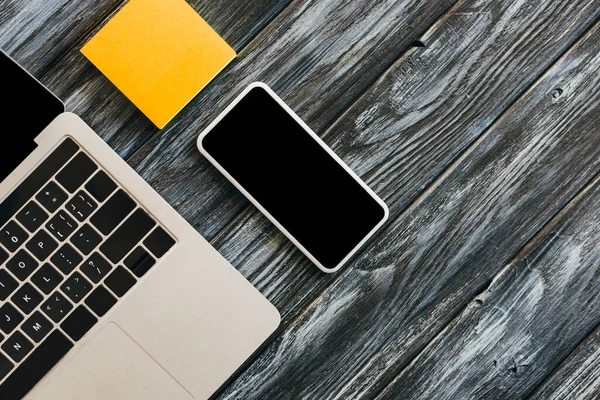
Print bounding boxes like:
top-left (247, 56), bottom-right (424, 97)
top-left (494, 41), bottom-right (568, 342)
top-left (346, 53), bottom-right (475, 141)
top-left (197, 82), bottom-right (389, 273)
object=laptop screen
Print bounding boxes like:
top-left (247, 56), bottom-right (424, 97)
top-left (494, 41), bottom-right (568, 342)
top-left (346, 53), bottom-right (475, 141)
top-left (0, 51), bottom-right (64, 183)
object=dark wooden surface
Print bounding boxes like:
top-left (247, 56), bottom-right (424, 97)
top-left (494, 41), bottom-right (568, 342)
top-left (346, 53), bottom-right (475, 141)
top-left (2, 0), bottom-right (600, 398)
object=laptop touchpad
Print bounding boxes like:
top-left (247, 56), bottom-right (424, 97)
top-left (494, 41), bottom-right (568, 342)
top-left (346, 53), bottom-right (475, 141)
top-left (32, 323), bottom-right (192, 400)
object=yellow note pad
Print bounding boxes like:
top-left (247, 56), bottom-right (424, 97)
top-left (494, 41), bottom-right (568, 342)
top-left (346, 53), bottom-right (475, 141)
top-left (81, 0), bottom-right (236, 128)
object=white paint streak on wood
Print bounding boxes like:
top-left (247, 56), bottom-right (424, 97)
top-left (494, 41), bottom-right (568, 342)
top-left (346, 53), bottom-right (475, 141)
top-left (532, 328), bottom-right (600, 399)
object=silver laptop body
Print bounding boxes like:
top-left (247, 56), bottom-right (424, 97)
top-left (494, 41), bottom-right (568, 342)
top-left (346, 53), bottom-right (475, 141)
top-left (0, 50), bottom-right (279, 400)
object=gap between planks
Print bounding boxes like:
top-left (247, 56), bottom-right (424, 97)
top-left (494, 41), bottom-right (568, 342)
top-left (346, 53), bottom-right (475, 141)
top-left (528, 307), bottom-right (600, 399)
top-left (37, 0), bottom-right (128, 80)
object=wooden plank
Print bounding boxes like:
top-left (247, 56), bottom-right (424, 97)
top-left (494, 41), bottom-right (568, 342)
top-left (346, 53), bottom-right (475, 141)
top-left (216, 12), bottom-right (600, 400)
top-left (0, 0), bottom-right (122, 75)
top-left (123, 0), bottom-right (458, 236)
top-left (23, 0), bottom-right (293, 158)
top-left (189, 0), bottom-right (293, 49)
top-left (377, 177), bottom-right (600, 399)
top-left (530, 326), bottom-right (600, 400)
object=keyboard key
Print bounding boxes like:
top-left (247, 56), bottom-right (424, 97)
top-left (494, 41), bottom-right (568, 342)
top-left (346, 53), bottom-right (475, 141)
top-left (71, 224), bottom-right (101, 255)
top-left (0, 303), bottom-right (23, 335)
top-left (0, 138), bottom-right (78, 228)
top-left (66, 191), bottom-right (97, 222)
top-left (0, 269), bottom-right (18, 301)
top-left (61, 272), bottom-right (92, 303)
top-left (90, 189), bottom-right (136, 235)
top-left (0, 352), bottom-right (13, 382)
top-left (51, 243), bottom-right (83, 274)
top-left (7, 250), bottom-right (39, 281)
top-left (22, 312), bottom-right (53, 343)
top-left (2, 331), bottom-right (33, 363)
top-left (36, 181), bottom-right (68, 213)
top-left (32, 264), bottom-right (63, 294)
top-left (16, 202), bottom-right (49, 233)
top-left (85, 170), bottom-right (117, 202)
top-left (0, 330), bottom-right (73, 399)
top-left (85, 286), bottom-right (117, 317)
top-left (143, 227), bottom-right (175, 258)
top-left (0, 246), bottom-right (7, 264)
top-left (81, 252), bottom-right (113, 283)
top-left (46, 210), bottom-right (78, 241)
top-left (56, 152), bottom-right (98, 193)
top-left (0, 221), bottom-right (29, 252)
top-left (61, 306), bottom-right (97, 341)
top-left (104, 266), bottom-right (136, 297)
top-left (25, 230), bottom-right (58, 261)
top-left (11, 284), bottom-right (43, 315)
top-left (124, 247), bottom-right (155, 277)
top-left (101, 209), bottom-right (155, 263)
top-left (42, 292), bottom-right (73, 323)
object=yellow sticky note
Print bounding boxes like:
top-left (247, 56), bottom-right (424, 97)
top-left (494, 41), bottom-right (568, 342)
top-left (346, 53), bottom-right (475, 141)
top-left (81, 0), bottom-right (236, 128)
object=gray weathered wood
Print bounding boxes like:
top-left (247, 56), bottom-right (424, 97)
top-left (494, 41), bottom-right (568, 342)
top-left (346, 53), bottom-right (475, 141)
top-left (377, 176), bottom-right (600, 399)
top-left (530, 326), bottom-right (600, 400)
top-left (217, 14), bottom-right (600, 400)
top-left (35, 0), bottom-right (293, 158)
top-left (0, 0), bottom-right (122, 75)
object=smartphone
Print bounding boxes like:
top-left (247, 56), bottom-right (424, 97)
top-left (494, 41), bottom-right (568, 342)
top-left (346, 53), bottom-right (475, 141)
top-left (197, 82), bottom-right (388, 273)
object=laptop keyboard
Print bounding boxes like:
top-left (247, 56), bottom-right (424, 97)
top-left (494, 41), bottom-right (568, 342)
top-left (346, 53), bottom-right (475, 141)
top-left (0, 138), bottom-right (175, 398)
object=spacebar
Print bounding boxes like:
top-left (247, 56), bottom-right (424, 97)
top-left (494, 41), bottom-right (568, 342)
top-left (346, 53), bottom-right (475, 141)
top-left (0, 331), bottom-right (73, 400)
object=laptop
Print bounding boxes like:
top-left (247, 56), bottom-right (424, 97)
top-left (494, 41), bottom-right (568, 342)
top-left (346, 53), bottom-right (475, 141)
top-left (0, 50), bottom-right (280, 399)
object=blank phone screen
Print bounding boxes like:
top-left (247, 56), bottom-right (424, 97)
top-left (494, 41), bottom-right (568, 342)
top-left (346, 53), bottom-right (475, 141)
top-left (201, 86), bottom-right (387, 270)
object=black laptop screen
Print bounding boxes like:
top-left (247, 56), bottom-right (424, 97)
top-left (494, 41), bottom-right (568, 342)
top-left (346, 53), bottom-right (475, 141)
top-left (0, 51), bottom-right (64, 183)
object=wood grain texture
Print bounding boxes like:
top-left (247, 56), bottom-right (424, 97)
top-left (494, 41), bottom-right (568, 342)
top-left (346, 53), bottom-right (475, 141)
top-left (0, 0), bottom-right (122, 75)
top-left (530, 325), bottom-right (600, 400)
top-left (377, 177), bottom-right (600, 399)
top-left (16, 0), bottom-right (293, 159)
top-left (217, 13), bottom-right (600, 400)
